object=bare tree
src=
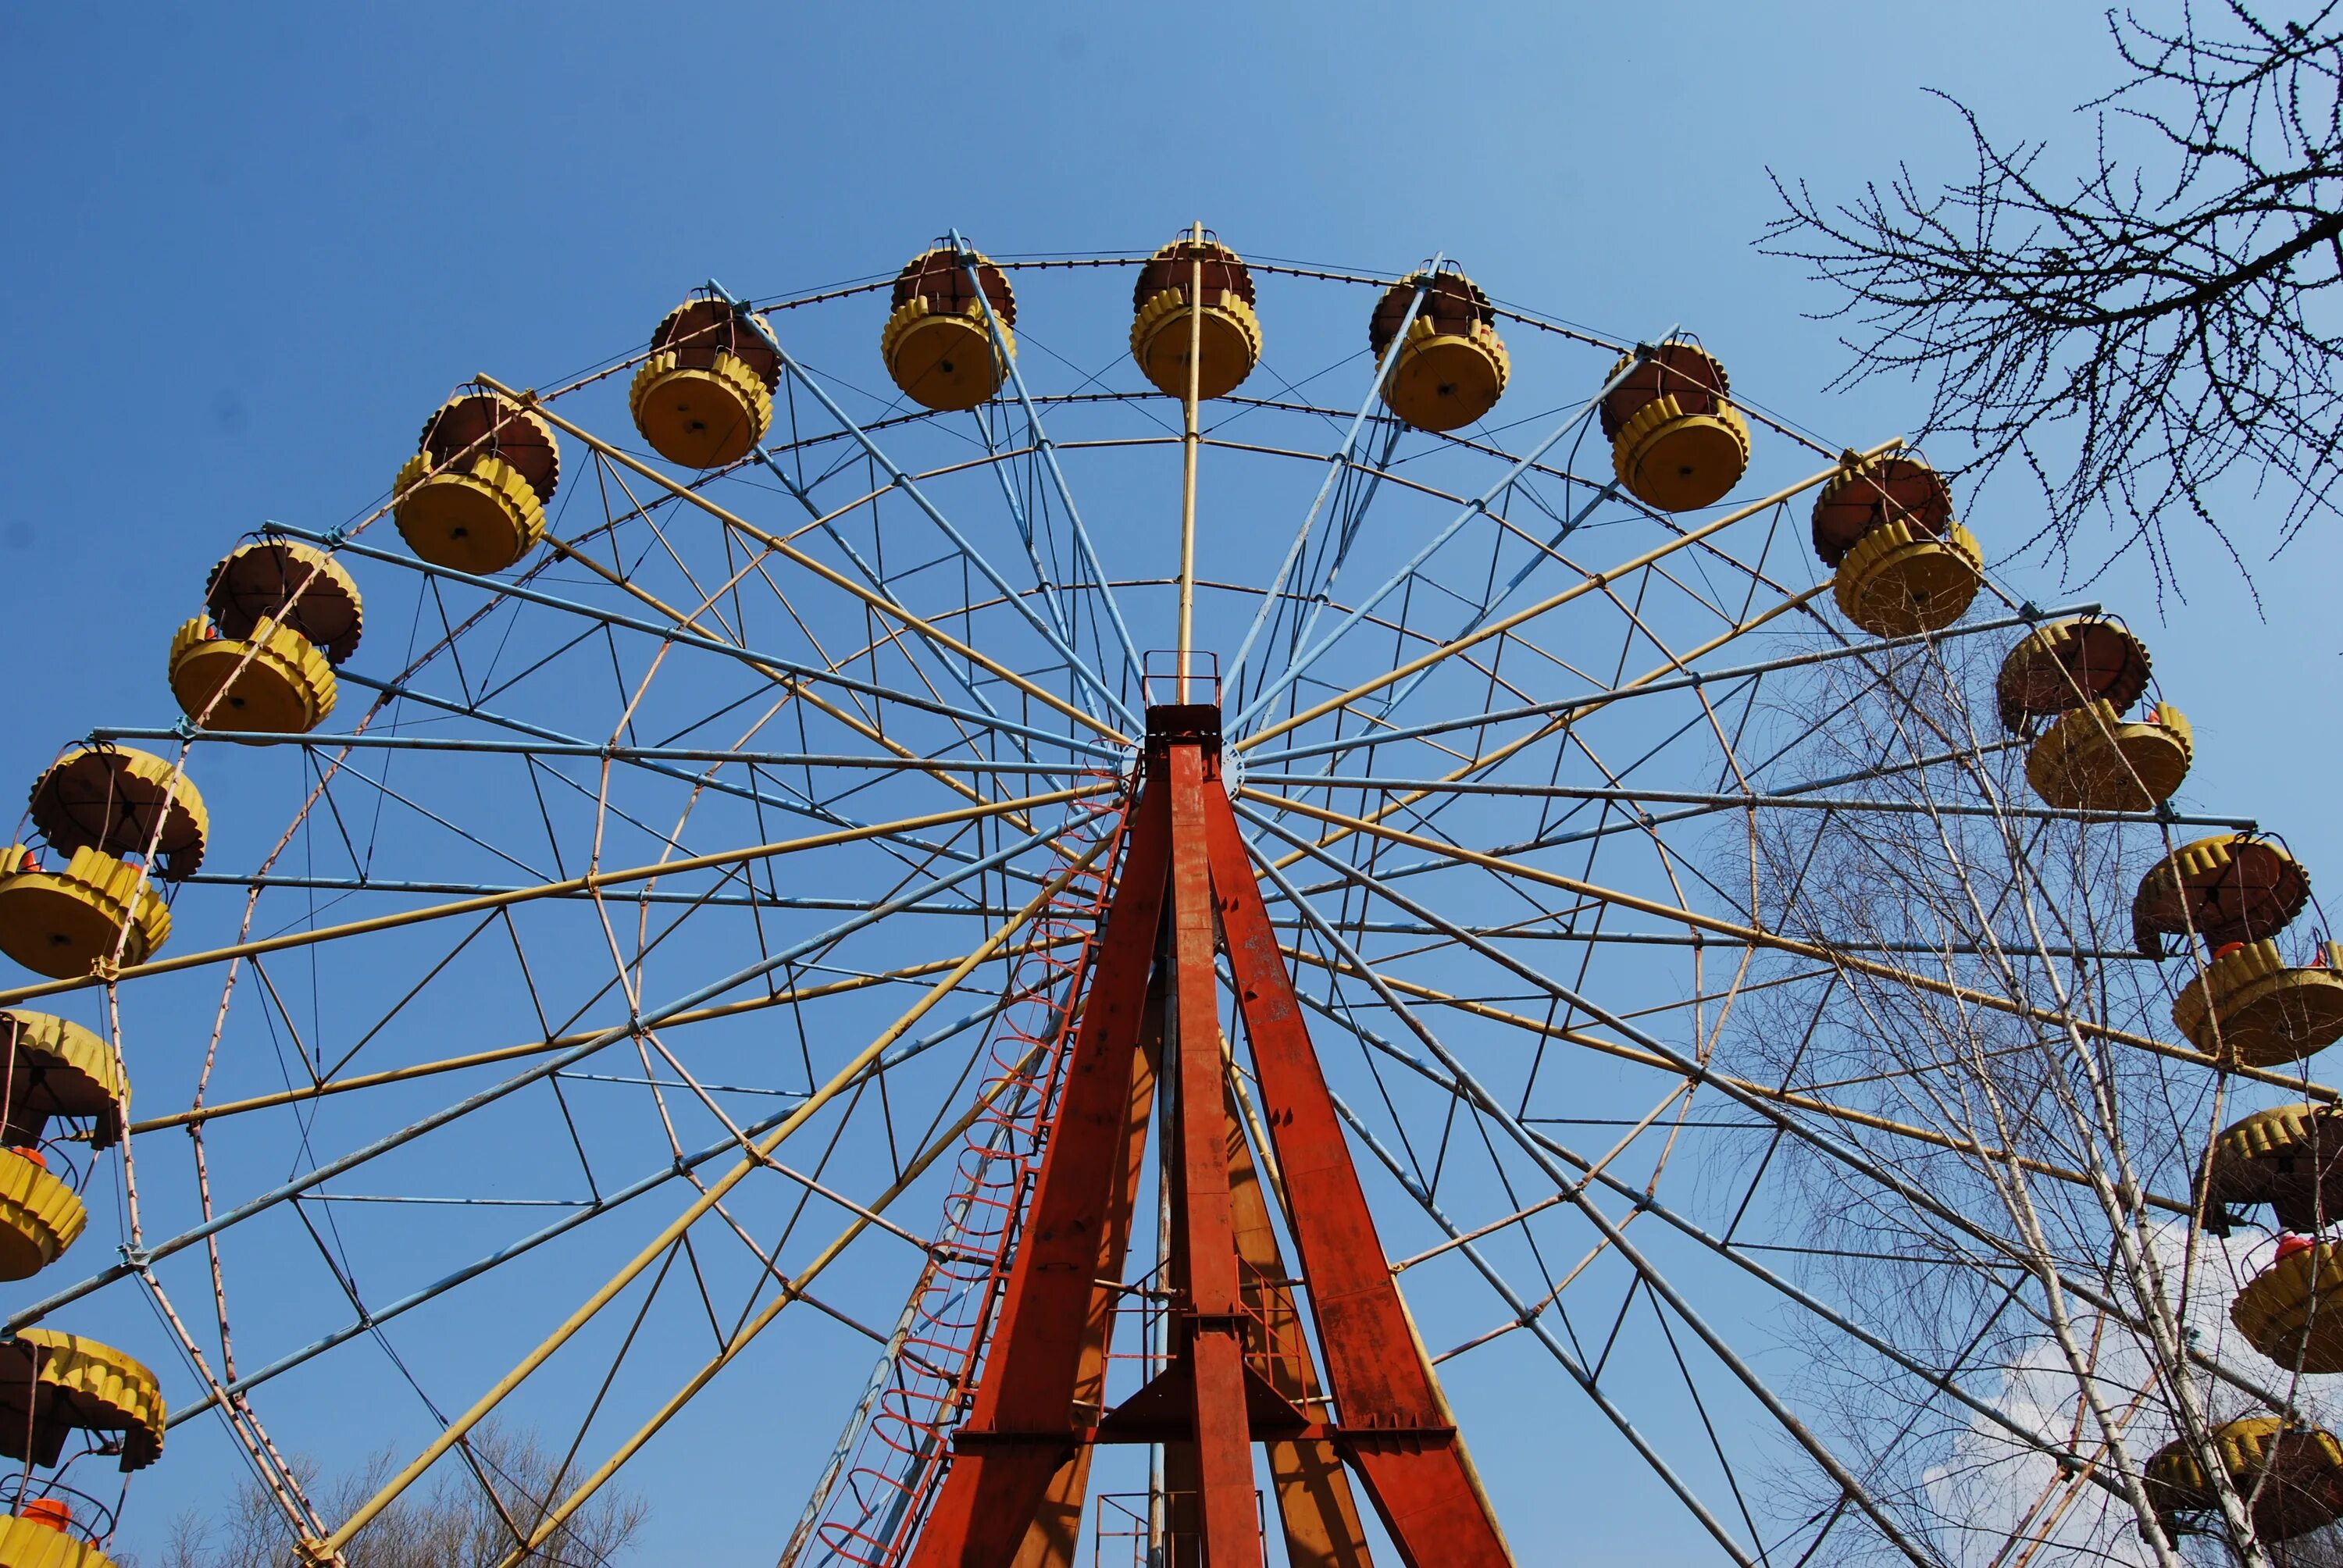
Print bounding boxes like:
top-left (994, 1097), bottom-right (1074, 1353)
top-left (1763, 3), bottom-right (2343, 581)
top-left (134, 1424), bottom-right (647, 1568)
top-left (1704, 626), bottom-right (2343, 1566)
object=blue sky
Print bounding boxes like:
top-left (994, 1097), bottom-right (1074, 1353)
top-left (4, 4), bottom-right (2335, 1563)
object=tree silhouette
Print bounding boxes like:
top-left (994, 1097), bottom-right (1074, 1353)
top-left (138, 1424), bottom-right (647, 1568)
top-left (1764, 3), bottom-right (2343, 583)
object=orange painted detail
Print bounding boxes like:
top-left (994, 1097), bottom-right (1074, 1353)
top-left (19, 1496), bottom-right (71, 1531)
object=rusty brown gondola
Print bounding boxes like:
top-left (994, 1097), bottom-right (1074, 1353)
top-left (1811, 454), bottom-right (1955, 568)
top-left (2146, 1417), bottom-right (2343, 1541)
top-left (2134, 833), bottom-right (2311, 959)
top-left (1599, 341), bottom-right (1750, 514)
top-left (1368, 267), bottom-right (1509, 433)
top-left (1995, 616), bottom-right (2152, 733)
top-left (881, 245), bottom-right (1017, 412)
top-left (1130, 233), bottom-right (1261, 401)
top-left (25, 750), bottom-right (205, 882)
top-left (203, 540), bottom-right (363, 665)
top-left (1810, 454), bottom-right (1981, 636)
top-left (2205, 1104), bottom-right (2343, 1231)
top-left (391, 387), bottom-right (559, 575)
top-left (631, 295), bottom-right (782, 468)
top-left (171, 543), bottom-right (354, 735)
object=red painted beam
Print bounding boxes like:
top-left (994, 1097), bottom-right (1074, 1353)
top-left (1168, 739), bottom-right (1265, 1568)
top-left (1204, 786), bottom-right (1514, 1567)
top-left (904, 707), bottom-right (1515, 1567)
top-left (905, 778), bottom-right (1172, 1568)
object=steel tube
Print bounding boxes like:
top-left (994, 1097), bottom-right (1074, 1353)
top-left (4, 804), bottom-right (1115, 1333)
top-left (1230, 346), bottom-right (1673, 734)
top-left (1245, 602), bottom-right (2098, 767)
top-left (949, 235), bottom-right (1146, 692)
top-left (1221, 257), bottom-right (1443, 695)
top-left (283, 525), bottom-right (1119, 760)
top-left (1239, 800), bottom-right (2303, 1412)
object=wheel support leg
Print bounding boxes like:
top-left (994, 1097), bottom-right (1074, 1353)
top-left (907, 706), bottom-right (1515, 1566)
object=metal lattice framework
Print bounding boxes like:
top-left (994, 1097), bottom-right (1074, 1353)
top-left (0, 238), bottom-right (2327, 1568)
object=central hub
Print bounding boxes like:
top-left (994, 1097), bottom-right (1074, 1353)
top-left (1141, 702), bottom-right (1221, 778)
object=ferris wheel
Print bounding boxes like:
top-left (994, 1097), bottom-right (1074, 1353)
top-left (0, 226), bottom-right (2334, 1567)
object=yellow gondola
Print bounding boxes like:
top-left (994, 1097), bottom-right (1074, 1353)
top-left (167, 616), bottom-right (335, 735)
top-left (1599, 342), bottom-right (1749, 514)
top-left (1368, 269), bottom-right (1508, 433)
top-left (1831, 519), bottom-right (1982, 637)
top-left (1130, 234), bottom-right (1261, 401)
top-left (0, 1012), bottom-right (126, 1152)
top-left (0, 1149), bottom-right (83, 1282)
top-left (0, 1501), bottom-right (117, 1568)
top-left (631, 296), bottom-right (781, 468)
top-left (2204, 1103), bottom-right (2343, 1231)
top-left (0, 848), bottom-right (169, 980)
top-left (2233, 1235), bottom-right (2343, 1372)
top-left (881, 247), bottom-right (1017, 412)
top-left (2146, 1417), bottom-right (2343, 1541)
top-left (2024, 699), bottom-right (2193, 812)
top-left (205, 541), bottom-right (362, 665)
top-left (0, 1333), bottom-right (163, 1472)
top-left (391, 389), bottom-right (559, 574)
top-left (1810, 454), bottom-right (1980, 636)
top-left (2174, 939), bottom-right (2343, 1066)
top-left (2133, 833), bottom-right (2309, 959)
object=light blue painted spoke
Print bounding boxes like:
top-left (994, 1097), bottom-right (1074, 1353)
top-left (294, 524), bottom-right (1120, 761)
top-left (952, 233), bottom-right (1145, 697)
top-left (1242, 602), bottom-right (2094, 767)
top-left (1232, 333), bottom-right (1668, 737)
top-left (1223, 257), bottom-right (1443, 695)
top-left (9, 802), bottom-right (1118, 1334)
top-left (971, 404), bottom-right (1077, 647)
top-left (735, 290), bottom-right (1138, 732)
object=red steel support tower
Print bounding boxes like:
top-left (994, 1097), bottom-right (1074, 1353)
top-left (905, 702), bottom-right (1514, 1566)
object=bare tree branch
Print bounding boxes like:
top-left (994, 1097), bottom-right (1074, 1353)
top-left (1762, 2), bottom-right (2343, 586)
